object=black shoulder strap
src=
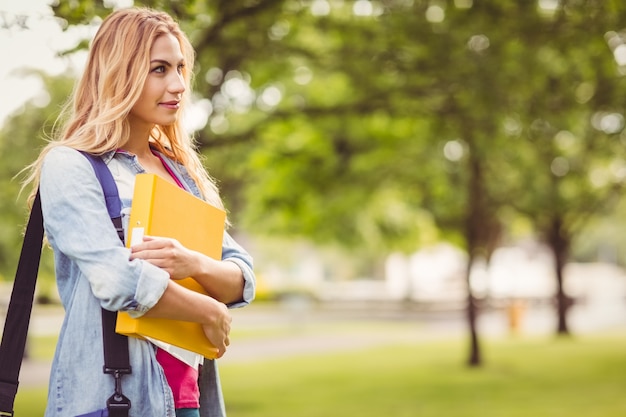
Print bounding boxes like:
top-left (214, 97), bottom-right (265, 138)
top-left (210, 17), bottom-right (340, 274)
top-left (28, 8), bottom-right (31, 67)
top-left (79, 152), bottom-right (131, 417)
top-left (0, 191), bottom-right (44, 417)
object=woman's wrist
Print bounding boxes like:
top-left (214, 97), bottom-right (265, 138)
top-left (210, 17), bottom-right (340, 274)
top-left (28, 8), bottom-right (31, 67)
top-left (200, 295), bottom-right (225, 325)
top-left (187, 251), bottom-right (245, 305)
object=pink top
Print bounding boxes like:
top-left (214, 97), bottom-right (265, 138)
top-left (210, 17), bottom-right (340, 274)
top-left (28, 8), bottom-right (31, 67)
top-left (156, 349), bottom-right (200, 408)
top-left (152, 151), bottom-right (186, 189)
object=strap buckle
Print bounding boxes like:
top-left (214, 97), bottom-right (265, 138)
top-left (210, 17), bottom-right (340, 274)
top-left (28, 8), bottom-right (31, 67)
top-left (105, 369), bottom-right (131, 416)
top-left (107, 394), bottom-right (131, 413)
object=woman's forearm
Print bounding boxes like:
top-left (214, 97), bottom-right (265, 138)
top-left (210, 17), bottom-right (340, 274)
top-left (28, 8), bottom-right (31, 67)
top-left (142, 279), bottom-right (232, 357)
top-left (143, 279), bottom-right (226, 324)
top-left (190, 251), bottom-right (245, 305)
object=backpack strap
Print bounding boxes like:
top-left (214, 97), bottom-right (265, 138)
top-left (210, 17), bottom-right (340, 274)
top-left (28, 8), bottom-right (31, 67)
top-left (80, 152), bottom-right (124, 242)
top-left (79, 152), bottom-right (132, 417)
top-left (0, 191), bottom-right (44, 417)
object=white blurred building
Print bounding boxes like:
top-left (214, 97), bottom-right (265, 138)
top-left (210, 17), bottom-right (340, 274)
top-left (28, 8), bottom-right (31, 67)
top-left (383, 241), bottom-right (626, 307)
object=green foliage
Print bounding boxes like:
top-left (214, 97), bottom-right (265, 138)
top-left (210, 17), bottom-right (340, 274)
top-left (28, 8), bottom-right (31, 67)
top-left (0, 71), bottom-right (74, 282)
top-left (3, 1), bottom-right (626, 339)
top-left (40, 0), bottom-right (626, 258)
top-left (51, 0), bottom-right (112, 27)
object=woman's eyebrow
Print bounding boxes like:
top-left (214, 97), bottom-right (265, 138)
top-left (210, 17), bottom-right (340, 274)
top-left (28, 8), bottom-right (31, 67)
top-left (150, 58), bottom-right (185, 66)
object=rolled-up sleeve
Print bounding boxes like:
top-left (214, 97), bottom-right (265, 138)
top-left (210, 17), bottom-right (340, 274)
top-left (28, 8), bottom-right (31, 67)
top-left (40, 146), bottom-right (169, 315)
top-left (221, 231), bottom-right (255, 308)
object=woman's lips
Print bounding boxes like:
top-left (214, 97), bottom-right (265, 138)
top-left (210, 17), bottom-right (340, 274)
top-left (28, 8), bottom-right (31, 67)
top-left (160, 101), bottom-right (180, 109)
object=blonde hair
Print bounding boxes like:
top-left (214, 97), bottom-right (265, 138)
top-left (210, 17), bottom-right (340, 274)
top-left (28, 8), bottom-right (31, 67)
top-left (24, 7), bottom-right (224, 210)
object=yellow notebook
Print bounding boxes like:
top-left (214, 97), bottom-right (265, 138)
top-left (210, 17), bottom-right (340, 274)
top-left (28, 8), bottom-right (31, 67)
top-left (115, 173), bottom-right (226, 359)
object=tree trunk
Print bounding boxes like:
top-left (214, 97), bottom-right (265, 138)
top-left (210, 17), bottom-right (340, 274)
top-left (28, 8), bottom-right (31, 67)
top-left (465, 253), bottom-right (481, 366)
top-left (547, 216), bottom-right (570, 335)
top-left (464, 149), bottom-right (485, 367)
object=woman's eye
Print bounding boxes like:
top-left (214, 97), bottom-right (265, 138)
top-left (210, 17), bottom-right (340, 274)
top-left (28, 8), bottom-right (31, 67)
top-left (177, 64), bottom-right (185, 74)
top-left (152, 66), bottom-right (166, 74)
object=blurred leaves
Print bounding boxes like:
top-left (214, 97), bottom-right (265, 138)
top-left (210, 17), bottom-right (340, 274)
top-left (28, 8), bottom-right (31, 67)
top-left (3, 0), bottom-right (626, 279)
top-left (0, 71), bottom-right (73, 281)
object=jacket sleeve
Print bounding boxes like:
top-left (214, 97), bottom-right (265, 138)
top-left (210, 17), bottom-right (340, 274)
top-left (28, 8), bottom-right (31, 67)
top-left (222, 231), bottom-right (256, 308)
top-left (40, 146), bottom-right (170, 315)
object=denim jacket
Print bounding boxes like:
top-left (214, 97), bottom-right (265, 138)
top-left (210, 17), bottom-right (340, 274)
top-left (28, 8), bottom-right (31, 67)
top-left (40, 146), bottom-right (255, 417)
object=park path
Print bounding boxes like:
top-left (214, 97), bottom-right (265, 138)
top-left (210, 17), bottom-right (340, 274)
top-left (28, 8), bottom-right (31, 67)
top-left (15, 299), bottom-right (626, 387)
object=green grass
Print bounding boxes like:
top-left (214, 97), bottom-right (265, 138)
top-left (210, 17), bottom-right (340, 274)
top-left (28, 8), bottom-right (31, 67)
top-left (14, 333), bottom-right (626, 417)
top-left (14, 388), bottom-right (47, 416)
top-left (220, 334), bottom-right (626, 417)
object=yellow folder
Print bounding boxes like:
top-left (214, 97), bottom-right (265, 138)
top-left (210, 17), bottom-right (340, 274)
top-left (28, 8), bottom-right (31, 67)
top-left (115, 173), bottom-right (226, 359)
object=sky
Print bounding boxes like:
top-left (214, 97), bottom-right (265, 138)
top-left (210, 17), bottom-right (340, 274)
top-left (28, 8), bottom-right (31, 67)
top-left (0, 0), bottom-right (212, 131)
top-left (0, 0), bottom-right (96, 126)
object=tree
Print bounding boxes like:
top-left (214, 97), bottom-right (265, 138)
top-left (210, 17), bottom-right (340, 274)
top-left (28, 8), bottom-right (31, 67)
top-left (34, 0), bottom-right (626, 366)
top-left (486, 1), bottom-right (626, 335)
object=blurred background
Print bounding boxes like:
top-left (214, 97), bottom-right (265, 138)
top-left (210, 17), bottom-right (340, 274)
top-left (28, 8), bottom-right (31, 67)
top-left (1, 1), bottom-right (626, 416)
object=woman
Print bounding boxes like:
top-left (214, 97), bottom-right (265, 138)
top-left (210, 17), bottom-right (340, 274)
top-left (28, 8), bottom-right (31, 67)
top-left (23, 7), bottom-right (255, 417)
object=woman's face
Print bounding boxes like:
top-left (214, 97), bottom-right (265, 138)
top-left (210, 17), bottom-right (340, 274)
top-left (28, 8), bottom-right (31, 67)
top-left (129, 33), bottom-right (186, 130)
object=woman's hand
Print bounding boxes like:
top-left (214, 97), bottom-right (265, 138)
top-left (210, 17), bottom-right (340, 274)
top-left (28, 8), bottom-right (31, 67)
top-left (202, 301), bottom-right (232, 358)
top-left (131, 234), bottom-right (246, 305)
top-left (142, 280), bottom-right (233, 358)
top-left (129, 235), bottom-right (199, 279)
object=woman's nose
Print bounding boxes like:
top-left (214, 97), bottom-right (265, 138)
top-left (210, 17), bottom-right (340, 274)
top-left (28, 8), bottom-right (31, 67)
top-left (170, 73), bottom-right (185, 95)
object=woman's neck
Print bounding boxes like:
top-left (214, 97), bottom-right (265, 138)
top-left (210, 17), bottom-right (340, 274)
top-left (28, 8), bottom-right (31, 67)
top-left (122, 119), bottom-right (154, 157)
top-left (119, 141), bottom-right (153, 159)
top-left (120, 136), bottom-right (180, 186)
